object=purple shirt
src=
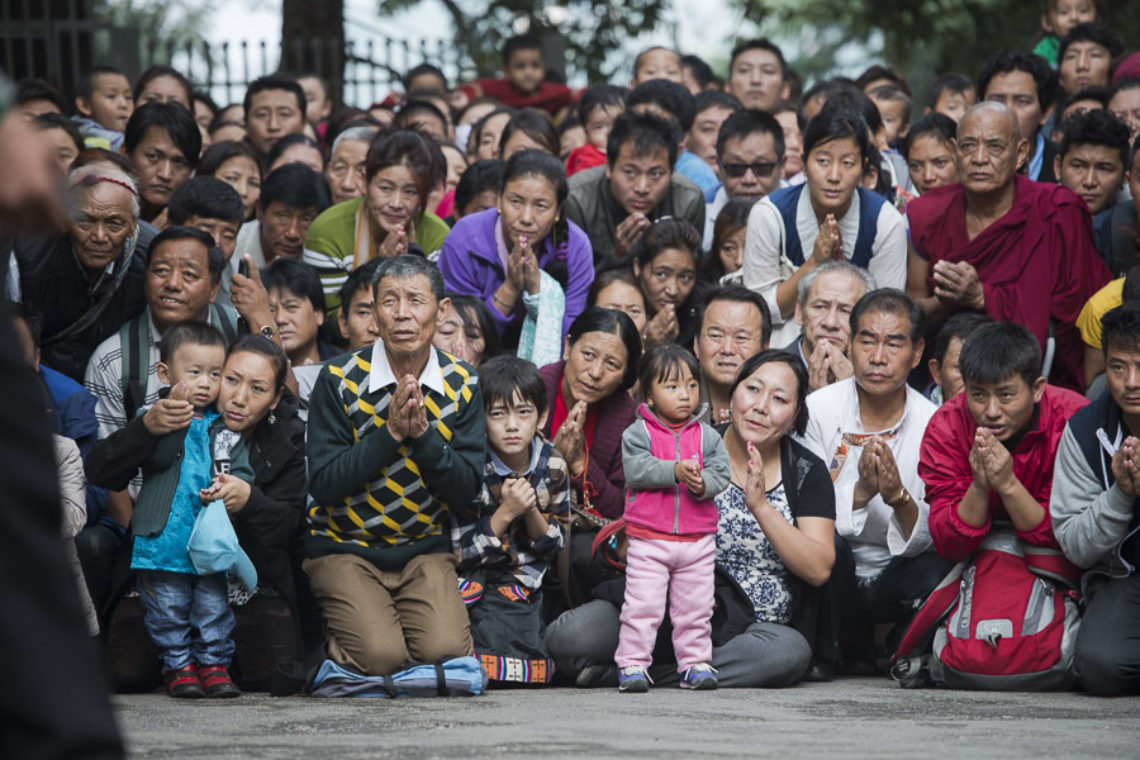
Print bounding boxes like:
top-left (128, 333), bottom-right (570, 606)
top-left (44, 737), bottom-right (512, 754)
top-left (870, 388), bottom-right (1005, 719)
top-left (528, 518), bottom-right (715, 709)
top-left (437, 207), bottom-right (595, 339)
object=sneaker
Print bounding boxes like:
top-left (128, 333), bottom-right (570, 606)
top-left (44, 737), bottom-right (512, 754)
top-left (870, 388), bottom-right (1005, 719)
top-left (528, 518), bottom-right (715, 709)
top-left (164, 664), bottom-right (206, 699)
top-left (680, 663), bottom-right (718, 690)
top-left (618, 665), bottom-right (651, 693)
top-left (198, 665), bottom-right (242, 698)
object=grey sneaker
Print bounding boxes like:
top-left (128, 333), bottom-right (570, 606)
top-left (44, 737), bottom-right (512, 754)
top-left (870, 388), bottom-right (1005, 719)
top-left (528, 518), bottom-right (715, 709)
top-left (618, 665), bottom-right (651, 693)
top-left (680, 663), bottom-right (718, 690)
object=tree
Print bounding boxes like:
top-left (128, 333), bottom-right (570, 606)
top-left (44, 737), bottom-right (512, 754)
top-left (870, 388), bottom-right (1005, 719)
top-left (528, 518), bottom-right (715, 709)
top-left (377, 0), bottom-right (672, 84)
top-left (730, 0), bottom-right (1140, 97)
top-left (281, 0), bottom-right (345, 105)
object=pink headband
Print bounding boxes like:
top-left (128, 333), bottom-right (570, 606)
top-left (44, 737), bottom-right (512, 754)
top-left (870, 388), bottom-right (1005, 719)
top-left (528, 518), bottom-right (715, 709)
top-left (69, 174), bottom-right (139, 197)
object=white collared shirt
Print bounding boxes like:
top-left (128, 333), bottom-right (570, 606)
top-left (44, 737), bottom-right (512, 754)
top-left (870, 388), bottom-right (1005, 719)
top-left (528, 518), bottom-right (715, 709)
top-left (368, 339), bottom-right (446, 396)
top-left (796, 376), bottom-right (937, 579)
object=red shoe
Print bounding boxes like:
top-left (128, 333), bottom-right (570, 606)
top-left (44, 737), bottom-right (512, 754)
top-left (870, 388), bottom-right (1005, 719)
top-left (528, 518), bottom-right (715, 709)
top-left (164, 664), bottom-right (206, 698)
top-left (198, 665), bottom-right (241, 698)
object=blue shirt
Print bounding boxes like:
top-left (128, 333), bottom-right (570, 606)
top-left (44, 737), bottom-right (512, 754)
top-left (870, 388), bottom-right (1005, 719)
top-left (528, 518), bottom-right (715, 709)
top-left (675, 151), bottom-right (721, 202)
top-left (1028, 133), bottom-right (1045, 182)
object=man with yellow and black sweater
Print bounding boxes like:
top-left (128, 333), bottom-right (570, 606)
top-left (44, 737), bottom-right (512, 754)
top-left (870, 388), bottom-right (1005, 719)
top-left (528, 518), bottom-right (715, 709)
top-left (303, 255), bottom-right (484, 676)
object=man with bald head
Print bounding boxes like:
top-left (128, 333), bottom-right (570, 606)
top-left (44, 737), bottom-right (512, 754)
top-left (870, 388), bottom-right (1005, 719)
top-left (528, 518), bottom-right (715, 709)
top-left (12, 164), bottom-right (153, 381)
top-left (905, 102), bottom-right (1110, 390)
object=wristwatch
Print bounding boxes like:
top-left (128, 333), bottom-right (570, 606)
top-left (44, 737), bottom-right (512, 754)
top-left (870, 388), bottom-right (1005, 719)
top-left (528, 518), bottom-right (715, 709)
top-left (887, 486), bottom-right (910, 509)
top-left (258, 324), bottom-right (276, 340)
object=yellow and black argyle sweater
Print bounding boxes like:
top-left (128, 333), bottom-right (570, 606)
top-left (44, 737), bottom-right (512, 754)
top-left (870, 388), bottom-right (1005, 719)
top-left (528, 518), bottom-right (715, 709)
top-left (305, 346), bottom-right (485, 570)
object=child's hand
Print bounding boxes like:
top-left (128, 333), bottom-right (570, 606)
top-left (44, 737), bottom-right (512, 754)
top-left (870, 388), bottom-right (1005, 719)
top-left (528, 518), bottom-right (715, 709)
top-left (199, 473), bottom-right (252, 513)
top-left (499, 476), bottom-right (537, 518)
top-left (681, 457), bottom-right (705, 497)
top-left (143, 382), bottom-right (194, 435)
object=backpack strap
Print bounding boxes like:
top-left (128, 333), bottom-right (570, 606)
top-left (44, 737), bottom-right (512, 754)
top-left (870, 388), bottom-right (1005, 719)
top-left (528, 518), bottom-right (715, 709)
top-left (767, 185), bottom-right (805, 267)
top-left (209, 303), bottom-right (240, 345)
top-left (118, 313), bottom-right (150, 421)
top-left (850, 187), bottom-right (887, 270)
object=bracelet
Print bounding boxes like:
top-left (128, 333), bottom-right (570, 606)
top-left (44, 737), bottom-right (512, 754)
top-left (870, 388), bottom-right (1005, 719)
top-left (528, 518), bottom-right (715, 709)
top-left (492, 291), bottom-right (514, 309)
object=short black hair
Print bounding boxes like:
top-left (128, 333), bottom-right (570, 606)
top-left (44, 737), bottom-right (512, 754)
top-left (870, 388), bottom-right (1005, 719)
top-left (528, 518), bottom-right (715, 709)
top-left (478, 354), bottom-right (547, 416)
top-left (72, 66), bottom-right (126, 104)
top-left (403, 63), bottom-right (448, 92)
top-left (632, 46), bottom-right (680, 78)
top-left (977, 50), bottom-right (1058, 112)
top-left (1101, 302), bottom-right (1140, 357)
top-left (730, 349), bottom-right (809, 436)
top-left (903, 112), bottom-right (957, 161)
top-left (728, 39), bottom-right (787, 80)
top-left (636, 344), bottom-right (701, 405)
top-left (716, 108), bottom-right (785, 160)
top-left (606, 110), bottom-right (681, 169)
top-left (32, 112), bottom-right (84, 154)
top-left (198, 139), bottom-right (260, 179)
top-left (503, 34), bottom-right (542, 66)
top-left (959, 322), bottom-right (1042, 388)
top-left (1059, 108), bottom-right (1131, 166)
top-left (148, 225), bottom-right (226, 283)
top-left (628, 78), bottom-right (696, 133)
top-left (261, 257), bottom-right (326, 316)
top-left (577, 84), bottom-right (628, 126)
top-left (258, 162), bottom-right (330, 213)
top-left (694, 90), bottom-right (743, 118)
top-left (371, 254), bottom-right (446, 303)
top-left (243, 73), bottom-right (306, 119)
top-left (397, 99), bottom-right (450, 133)
top-left (337, 259), bottom-right (382, 319)
top-left (682, 54), bottom-right (720, 90)
top-left (925, 73), bottom-right (974, 110)
top-left (454, 159), bottom-right (506, 216)
top-left (868, 84), bottom-right (913, 126)
top-left (193, 89), bottom-right (219, 118)
top-left (264, 132), bottom-right (327, 171)
top-left (123, 101), bottom-right (202, 170)
top-left (567, 306), bottom-right (642, 393)
top-left (931, 312), bottom-right (992, 365)
top-left (799, 79), bottom-right (850, 125)
top-left (166, 176), bottom-right (245, 226)
top-left (1058, 22), bottom-right (1124, 64)
top-left (1056, 86), bottom-right (1112, 121)
top-left (158, 321), bottom-right (227, 364)
top-left (849, 289), bottom-right (924, 345)
top-left (819, 88), bottom-right (882, 137)
top-left (856, 64), bottom-right (911, 96)
top-left (498, 108), bottom-right (559, 156)
top-left (698, 284), bottom-right (772, 348)
top-left (18, 77), bottom-right (69, 113)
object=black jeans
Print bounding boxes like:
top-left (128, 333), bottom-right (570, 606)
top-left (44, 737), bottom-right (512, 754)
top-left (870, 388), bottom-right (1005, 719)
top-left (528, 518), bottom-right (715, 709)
top-left (829, 537), bottom-right (952, 664)
top-left (1073, 573), bottom-right (1140, 696)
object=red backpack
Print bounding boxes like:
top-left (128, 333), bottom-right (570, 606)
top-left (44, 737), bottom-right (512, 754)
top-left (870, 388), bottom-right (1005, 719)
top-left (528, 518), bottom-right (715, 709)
top-left (891, 529), bottom-right (1082, 691)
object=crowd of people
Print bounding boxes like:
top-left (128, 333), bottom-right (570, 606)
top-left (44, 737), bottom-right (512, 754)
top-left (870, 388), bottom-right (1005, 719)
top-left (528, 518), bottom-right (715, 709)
top-left (4, 0), bottom-right (1140, 709)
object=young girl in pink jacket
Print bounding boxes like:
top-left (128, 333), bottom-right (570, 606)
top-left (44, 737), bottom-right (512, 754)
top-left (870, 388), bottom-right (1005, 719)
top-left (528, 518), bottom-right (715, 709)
top-left (616, 344), bottom-right (731, 692)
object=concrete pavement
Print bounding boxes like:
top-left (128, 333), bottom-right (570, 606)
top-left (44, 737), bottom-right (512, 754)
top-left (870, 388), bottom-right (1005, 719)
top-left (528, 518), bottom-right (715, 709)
top-left (114, 677), bottom-right (1140, 758)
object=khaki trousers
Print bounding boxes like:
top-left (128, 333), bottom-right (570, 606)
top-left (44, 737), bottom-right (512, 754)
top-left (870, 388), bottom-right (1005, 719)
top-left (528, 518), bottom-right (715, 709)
top-left (303, 552), bottom-right (472, 676)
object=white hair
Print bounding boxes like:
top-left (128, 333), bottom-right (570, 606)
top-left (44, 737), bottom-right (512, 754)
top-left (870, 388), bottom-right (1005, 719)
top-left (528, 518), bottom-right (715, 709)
top-left (331, 125), bottom-right (379, 158)
top-left (67, 163), bottom-right (140, 221)
top-left (797, 260), bottom-right (876, 307)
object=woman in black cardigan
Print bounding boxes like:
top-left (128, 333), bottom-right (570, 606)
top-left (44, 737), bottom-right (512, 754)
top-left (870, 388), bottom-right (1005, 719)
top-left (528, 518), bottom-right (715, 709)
top-left (87, 336), bottom-right (315, 673)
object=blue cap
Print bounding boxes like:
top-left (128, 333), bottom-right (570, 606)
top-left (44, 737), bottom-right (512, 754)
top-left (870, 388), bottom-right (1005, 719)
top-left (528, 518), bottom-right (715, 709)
top-left (187, 500), bottom-right (258, 591)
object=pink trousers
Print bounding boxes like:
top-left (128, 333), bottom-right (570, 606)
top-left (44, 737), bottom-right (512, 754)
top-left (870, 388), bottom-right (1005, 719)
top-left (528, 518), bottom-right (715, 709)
top-left (614, 534), bottom-right (716, 672)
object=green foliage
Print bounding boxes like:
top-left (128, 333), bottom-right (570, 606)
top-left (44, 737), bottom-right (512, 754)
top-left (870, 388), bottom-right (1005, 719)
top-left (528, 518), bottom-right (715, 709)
top-left (378, 0), bottom-right (672, 83)
top-left (90, 0), bottom-right (220, 49)
top-left (731, 0), bottom-right (1139, 99)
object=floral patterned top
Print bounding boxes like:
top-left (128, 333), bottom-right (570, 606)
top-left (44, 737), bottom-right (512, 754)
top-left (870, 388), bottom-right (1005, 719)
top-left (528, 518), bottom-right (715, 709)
top-left (715, 481), bottom-right (796, 624)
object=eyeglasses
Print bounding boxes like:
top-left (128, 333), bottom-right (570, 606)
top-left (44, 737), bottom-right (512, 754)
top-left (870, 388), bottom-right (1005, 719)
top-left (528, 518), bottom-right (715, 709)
top-left (721, 161), bottom-right (778, 179)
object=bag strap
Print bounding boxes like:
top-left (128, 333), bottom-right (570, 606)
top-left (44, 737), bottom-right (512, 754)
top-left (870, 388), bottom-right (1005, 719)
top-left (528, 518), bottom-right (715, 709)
top-left (210, 303), bottom-right (239, 344)
top-left (434, 660), bottom-right (448, 697)
top-left (119, 313), bottom-right (149, 420)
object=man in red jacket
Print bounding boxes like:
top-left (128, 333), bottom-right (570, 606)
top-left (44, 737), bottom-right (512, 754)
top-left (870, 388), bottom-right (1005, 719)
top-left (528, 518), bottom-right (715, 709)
top-left (920, 322), bottom-right (1088, 561)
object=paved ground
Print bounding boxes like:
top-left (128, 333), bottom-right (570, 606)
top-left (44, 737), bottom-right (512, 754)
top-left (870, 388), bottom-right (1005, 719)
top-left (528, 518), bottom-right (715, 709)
top-left (114, 678), bottom-right (1140, 759)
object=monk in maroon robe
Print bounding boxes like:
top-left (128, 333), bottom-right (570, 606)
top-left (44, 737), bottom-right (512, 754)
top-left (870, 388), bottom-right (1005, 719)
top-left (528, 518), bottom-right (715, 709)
top-left (906, 102), bottom-right (1110, 391)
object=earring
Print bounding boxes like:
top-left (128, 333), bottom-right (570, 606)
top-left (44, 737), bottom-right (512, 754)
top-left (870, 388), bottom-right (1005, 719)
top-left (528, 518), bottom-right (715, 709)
top-left (268, 410), bottom-right (276, 425)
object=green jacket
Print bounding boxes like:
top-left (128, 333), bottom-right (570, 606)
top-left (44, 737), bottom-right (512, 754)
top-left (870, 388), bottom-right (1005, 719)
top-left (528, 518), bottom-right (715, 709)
top-left (85, 408), bottom-right (254, 537)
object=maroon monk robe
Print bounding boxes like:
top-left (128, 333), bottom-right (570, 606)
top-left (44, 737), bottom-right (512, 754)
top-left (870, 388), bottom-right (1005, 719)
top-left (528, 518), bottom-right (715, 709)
top-left (907, 175), bottom-right (1110, 391)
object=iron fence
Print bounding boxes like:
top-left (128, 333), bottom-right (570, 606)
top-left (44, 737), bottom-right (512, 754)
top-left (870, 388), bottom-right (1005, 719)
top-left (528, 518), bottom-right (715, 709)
top-left (1, 1), bottom-right (477, 109)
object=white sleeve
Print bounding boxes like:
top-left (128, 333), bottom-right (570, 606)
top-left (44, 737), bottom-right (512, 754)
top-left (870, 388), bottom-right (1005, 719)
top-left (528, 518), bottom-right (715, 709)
top-left (741, 199), bottom-right (792, 324)
top-left (867, 204), bottom-right (907, 291)
top-left (84, 341), bottom-right (127, 440)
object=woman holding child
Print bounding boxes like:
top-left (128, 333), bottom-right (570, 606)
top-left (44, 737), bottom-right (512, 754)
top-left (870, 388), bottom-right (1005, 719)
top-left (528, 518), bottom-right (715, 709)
top-left (545, 349), bottom-right (835, 688)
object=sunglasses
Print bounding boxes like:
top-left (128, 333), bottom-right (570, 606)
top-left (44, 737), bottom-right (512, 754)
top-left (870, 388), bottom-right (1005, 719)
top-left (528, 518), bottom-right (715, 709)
top-left (721, 161), bottom-right (778, 179)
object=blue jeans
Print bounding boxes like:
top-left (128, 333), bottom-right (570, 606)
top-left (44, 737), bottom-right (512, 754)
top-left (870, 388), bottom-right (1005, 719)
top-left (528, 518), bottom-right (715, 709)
top-left (136, 570), bottom-right (235, 672)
